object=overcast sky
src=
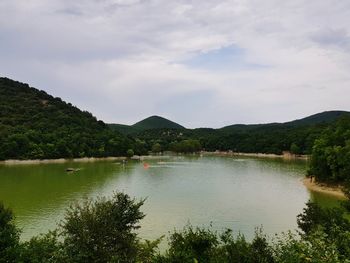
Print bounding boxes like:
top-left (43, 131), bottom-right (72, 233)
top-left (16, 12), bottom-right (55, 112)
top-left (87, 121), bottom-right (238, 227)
top-left (1, 0), bottom-right (350, 128)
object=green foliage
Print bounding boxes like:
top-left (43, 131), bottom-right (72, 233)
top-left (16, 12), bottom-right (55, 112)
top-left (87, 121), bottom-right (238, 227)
top-left (159, 225), bottom-right (219, 262)
top-left (0, 77), bottom-right (140, 160)
top-left (132, 117), bottom-right (340, 155)
top-left (169, 139), bottom-right (202, 153)
top-left (132, 116), bottom-right (185, 131)
top-left (0, 202), bottom-right (20, 263)
top-left (127, 149), bottom-right (135, 157)
top-left (155, 226), bottom-right (275, 263)
top-left (290, 143), bottom-right (301, 155)
top-left (297, 201), bottom-right (350, 235)
top-left (273, 229), bottom-right (344, 263)
top-left (2, 77), bottom-right (349, 160)
top-left (308, 116), bottom-right (350, 182)
top-left (1, 193), bottom-right (350, 262)
top-left (152, 143), bottom-right (162, 153)
top-left (297, 201), bottom-right (350, 260)
top-left (20, 231), bottom-right (65, 263)
top-left (61, 192), bottom-right (145, 263)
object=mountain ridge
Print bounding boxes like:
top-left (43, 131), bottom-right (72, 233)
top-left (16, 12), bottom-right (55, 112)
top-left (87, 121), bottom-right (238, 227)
top-left (110, 111), bottom-right (350, 134)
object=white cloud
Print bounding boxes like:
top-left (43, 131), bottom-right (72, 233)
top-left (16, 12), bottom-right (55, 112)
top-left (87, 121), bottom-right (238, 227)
top-left (0, 0), bottom-right (350, 127)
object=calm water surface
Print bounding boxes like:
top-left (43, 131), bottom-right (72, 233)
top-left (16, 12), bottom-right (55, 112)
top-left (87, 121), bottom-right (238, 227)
top-left (0, 156), bottom-right (341, 241)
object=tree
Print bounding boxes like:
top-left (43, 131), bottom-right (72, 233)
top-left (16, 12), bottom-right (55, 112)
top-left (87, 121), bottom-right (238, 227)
top-left (151, 143), bottom-right (162, 153)
top-left (0, 202), bottom-right (20, 263)
top-left (290, 143), bottom-right (300, 155)
top-left (20, 231), bottom-right (65, 263)
top-left (61, 192), bottom-right (145, 263)
top-left (308, 117), bottom-right (350, 183)
top-left (296, 201), bottom-right (350, 260)
top-left (127, 149), bottom-right (134, 158)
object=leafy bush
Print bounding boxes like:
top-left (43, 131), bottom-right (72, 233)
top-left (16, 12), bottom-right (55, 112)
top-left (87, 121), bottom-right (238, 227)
top-left (61, 193), bottom-right (146, 263)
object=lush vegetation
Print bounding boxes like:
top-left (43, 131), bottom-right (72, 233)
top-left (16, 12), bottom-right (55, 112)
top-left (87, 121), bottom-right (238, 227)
top-left (1, 192), bottom-right (350, 262)
top-left (131, 121), bottom-right (335, 155)
top-left (109, 116), bottom-right (184, 135)
top-left (308, 116), bottom-right (350, 183)
top-left (1, 77), bottom-right (349, 160)
top-left (0, 78), bottom-right (149, 160)
top-left (115, 112), bottom-right (350, 156)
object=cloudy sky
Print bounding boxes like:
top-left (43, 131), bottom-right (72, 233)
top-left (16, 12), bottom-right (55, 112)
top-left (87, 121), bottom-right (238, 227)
top-left (1, 0), bottom-right (350, 128)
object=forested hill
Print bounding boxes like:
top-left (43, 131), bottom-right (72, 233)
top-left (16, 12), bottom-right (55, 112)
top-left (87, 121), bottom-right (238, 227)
top-left (220, 111), bottom-right (350, 132)
top-left (1, 76), bottom-right (349, 160)
top-left (109, 115), bottom-right (185, 134)
top-left (0, 77), bottom-right (140, 160)
top-left (133, 115), bottom-right (184, 130)
top-left (130, 111), bottom-right (350, 155)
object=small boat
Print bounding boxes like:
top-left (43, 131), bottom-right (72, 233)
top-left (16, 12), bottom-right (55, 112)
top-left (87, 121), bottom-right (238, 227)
top-left (66, 168), bottom-right (79, 172)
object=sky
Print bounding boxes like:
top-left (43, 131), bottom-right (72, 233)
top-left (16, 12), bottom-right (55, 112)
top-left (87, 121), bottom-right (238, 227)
top-left (1, 0), bottom-right (350, 128)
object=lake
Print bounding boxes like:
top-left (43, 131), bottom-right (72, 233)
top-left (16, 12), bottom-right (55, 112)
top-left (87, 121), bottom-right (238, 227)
top-left (0, 155), bottom-right (341, 242)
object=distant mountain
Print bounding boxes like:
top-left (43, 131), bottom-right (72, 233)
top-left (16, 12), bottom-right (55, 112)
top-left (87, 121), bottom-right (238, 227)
top-left (220, 111), bottom-right (350, 132)
top-left (286, 111), bottom-right (350, 126)
top-left (109, 115), bottom-right (184, 134)
top-left (133, 115), bottom-right (185, 130)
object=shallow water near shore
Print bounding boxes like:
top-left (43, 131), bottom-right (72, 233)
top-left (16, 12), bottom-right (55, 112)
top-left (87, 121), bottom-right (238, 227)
top-left (0, 155), bottom-right (342, 242)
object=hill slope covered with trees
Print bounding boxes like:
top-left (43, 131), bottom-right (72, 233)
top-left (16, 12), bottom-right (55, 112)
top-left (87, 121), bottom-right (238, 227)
top-left (0, 77), bottom-right (141, 160)
top-left (130, 111), bottom-right (350, 155)
top-left (1, 76), bottom-right (349, 160)
top-left (109, 115), bottom-right (185, 134)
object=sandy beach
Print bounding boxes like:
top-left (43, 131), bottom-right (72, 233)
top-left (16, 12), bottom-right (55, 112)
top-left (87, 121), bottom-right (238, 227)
top-left (302, 178), bottom-right (346, 199)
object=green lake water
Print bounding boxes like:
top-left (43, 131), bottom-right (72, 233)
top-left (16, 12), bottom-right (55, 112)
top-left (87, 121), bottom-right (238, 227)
top-left (0, 155), bottom-right (342, 242)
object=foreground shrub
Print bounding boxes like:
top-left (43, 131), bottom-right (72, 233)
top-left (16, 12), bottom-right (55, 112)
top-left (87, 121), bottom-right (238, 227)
top-left (0, 202), bottom-right (20, 263)
top-left (1, 193), bottom-right (350, 262)
top-left (61, 192), bottom-right (146, 263)
top-left (19, 231), bottom-right (65, 262)
top-left (155, 226), bottom-right (274, 263)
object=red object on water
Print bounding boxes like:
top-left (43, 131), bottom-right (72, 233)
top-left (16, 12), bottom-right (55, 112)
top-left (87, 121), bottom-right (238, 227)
top-left (143, 163), bottom-right (149, 169)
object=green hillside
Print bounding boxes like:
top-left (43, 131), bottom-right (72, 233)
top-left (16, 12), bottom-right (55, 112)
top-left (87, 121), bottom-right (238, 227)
top-left (0, 77), bottom-right (137, 160)
top-left (132, 111), bottom-right (350, 155)
top-left (1, 76), bottom-right (349, 159)
top-left (109, 115), bottom-right (185, 134)
top-left (220, 111), bottom-right (350, 132)
top-left (286, 110), bottom-right (350, 126)
top-left (108, 123), bottom-right (142, 135)
top-left (133, 115), bottom-right (185, 130)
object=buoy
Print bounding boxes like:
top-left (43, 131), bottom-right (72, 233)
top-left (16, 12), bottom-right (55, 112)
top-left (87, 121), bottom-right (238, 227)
top-left (143, 163), bottom-right (149, 169)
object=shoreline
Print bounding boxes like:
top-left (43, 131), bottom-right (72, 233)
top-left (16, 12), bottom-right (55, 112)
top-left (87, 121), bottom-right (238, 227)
top-left (201, 151), bottom-right (309, 160)
top-left (302, 178), bottom-right (346, 199)
top-left (0, 155), bottom-right (174, 165)
top-left (0, 156), bottom-right (127, 165)
top-left (0, 151), bottom-right (309, 165)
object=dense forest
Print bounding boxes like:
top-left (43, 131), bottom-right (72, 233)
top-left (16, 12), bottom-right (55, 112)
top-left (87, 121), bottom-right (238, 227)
top-left (308, 116), bottom-right (350, 183)
top-left (0, 78), bottom-right (148, 160)
top-left (129, 114), bottom-right (348, 155)
top-left (1, 191), bottom-right (350, 262)
top-left (1, 77), bottom-right (350, 165)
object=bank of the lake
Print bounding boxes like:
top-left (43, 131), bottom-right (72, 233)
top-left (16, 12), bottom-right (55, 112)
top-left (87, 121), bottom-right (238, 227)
top-left (0, 156), bottom-right (129, 165)
top-left (201, 150), bottom-right (309, 160)
top-left (303, 178), bottom-right (346, 199)
top-left (0, 151), bottom-right (308, 165)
